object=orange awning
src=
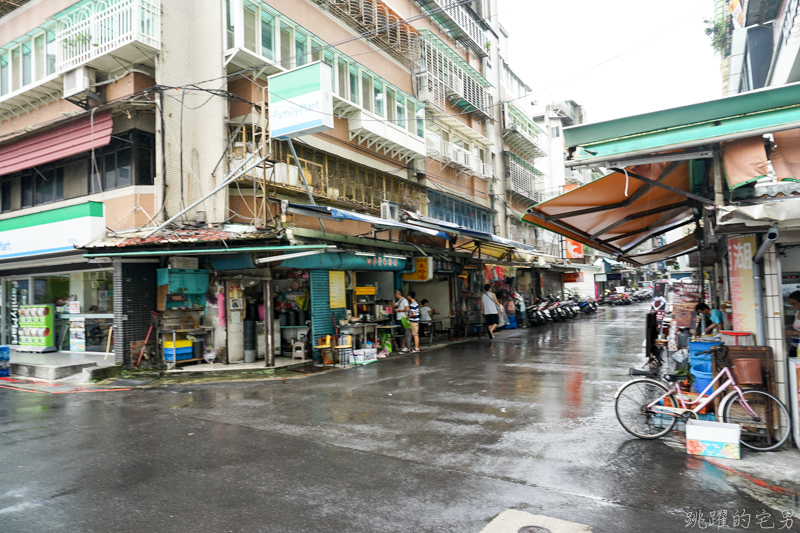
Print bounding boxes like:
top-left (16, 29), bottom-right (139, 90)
top-left (522, 161), bottom-right (703, 258)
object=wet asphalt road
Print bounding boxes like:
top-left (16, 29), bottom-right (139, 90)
top-left (1, 304), bottom-right (798, 533)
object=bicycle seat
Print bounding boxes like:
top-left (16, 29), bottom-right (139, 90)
top-left (664, 374), bottom-right (689, 383)
top-left (629, 368), bottom-right (657, 377)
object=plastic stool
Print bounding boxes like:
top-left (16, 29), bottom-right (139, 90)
top-left (292, 342), bottom-right (306, 361)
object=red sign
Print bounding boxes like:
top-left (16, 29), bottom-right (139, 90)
top-left (562, 272), bottom-right (584, 283)
top-left (566, 239), bottom-right (584, 259)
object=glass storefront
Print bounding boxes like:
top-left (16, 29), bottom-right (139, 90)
top-left (2, 270), bottom-right (113, 352)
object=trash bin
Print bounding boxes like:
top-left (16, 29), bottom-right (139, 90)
top-left (192, 338), bottom-right (205, 361)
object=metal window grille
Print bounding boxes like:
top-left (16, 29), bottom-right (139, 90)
top-left (504, 152), bottom-right (544, 204)
top-left (427, 190), bottom-right (492, 233)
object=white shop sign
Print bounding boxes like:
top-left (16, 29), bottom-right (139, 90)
top-left (0, 202), bottom-right (105, 260)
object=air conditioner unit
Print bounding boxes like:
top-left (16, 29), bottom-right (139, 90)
top-left (446, 74), bottom-right (465, 100)
top-left (344, 271), bottom-right (354, 290)
top-left (380, 201), bottom-right (400, 222)
top-left (62, 66), bottom-right (95, 99)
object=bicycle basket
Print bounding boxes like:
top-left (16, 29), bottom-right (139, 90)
top-left (731, 358), bottom-right (762, 385)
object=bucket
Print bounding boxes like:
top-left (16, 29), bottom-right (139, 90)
top-left (732, 358), bottom-right (762, 385)
top-left (192, 339), bottom-right (205, 360)
top-left (690, 361), bottom-right (714, 394)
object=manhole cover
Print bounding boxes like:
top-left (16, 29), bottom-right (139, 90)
top-left (518, 528), bottom-right (552, 533)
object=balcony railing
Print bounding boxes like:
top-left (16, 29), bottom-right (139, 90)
top-left (237, 140), bottom-right (429, 215)
top-left (56, 0), bottom-right (160, 73)
top-left (416, 0), bottom-right (488, 57)
top-left (310, 0), bottom-right (420, 68)
top-left (505, 152), bottom-right (544, 204)
top-left (348, 109), bottom-right (426, 162)
top-left (418, 30), bottom-right (493, 120)
top-left (503, 102), bottom-right (547, 160)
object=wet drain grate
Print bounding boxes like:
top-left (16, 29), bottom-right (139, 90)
top-left (518, 528), bottom-right (552, 533)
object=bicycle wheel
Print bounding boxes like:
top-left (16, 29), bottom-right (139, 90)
top-left (722, 390), bottom-right (790, 452)
top-left (615, 379), bottom-right (677, 439)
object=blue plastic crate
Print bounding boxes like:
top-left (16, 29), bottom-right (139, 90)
top-left (0, 369), bottom-right (9, 377)
top-left (164, 347), bottom-right (193, 356)
top-left (164, 352), bottom-right (193, 362)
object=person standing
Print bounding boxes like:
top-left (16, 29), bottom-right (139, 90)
top-left (408, 291), bottom-right (420, 353)
top-left (420, 299), bottom-right (434, 340)
top-left (393, 289), bottom-right (409, 352)
top-left (480, 284), bottom-right (501, 339)
top-left (785, 291), bottom-right (800, 357)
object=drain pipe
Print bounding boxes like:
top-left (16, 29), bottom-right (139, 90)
top-left (752, 227), bottom-right (780, 346)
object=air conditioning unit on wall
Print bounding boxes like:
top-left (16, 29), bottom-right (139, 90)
top-left (380, 201), bottom-right (400, 222)
top-left (62, 67), bottom-right (95, 99)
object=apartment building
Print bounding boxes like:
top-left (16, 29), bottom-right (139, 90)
top-left (0, 0), bottom-right (554, 361)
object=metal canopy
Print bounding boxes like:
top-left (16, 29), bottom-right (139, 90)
top-left (564, 82), bottom-right (800, 167)
top-left (288, 204), bottom-right (450, 239)
top-left (522, 162), bottom-right (696, 257)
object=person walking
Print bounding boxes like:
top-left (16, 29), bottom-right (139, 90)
top-left (393, 289), bottom-right (409, 352)
top-left (480, 284), bottom-right (501, 339)
top-left (408, 291), bottom-right (420, 353)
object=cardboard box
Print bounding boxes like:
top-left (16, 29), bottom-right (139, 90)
top-left (686, 419), bottom-right (740, 459)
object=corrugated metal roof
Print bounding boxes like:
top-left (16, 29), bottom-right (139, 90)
top-left (82, 226), bottom-right (272, 249)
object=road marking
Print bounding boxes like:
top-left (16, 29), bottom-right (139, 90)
top-left (480, 509), bottom-right (592, 533)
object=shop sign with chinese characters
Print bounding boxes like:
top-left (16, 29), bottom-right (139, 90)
top-left (403, 257), bottom-right (433, 282)
top-left (727, 235), bottom-right (758, 336)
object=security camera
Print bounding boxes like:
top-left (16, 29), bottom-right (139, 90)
top-left (766, 227), bottom-right (780, 241)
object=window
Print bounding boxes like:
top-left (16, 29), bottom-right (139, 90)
top-left (310, 39), bottom-right (322, 62)
top-left (34, 167), bottom-right (63, 205)
top-left (550, 126), bottom-right (560, 138)
top-left (416, 106), bottom-right (425, 137)
top-left (395, 94), bottom-right (406, 128)
top-left (21, 41), bottom-right (31, 87)
top-left (1, 180), bottom-right (11, 212)
top-left (46, 31), bottom-right (55, 75)
top-left (427, 191), bottom-right (492, 233)
top-left (11, 48), bottom-right (20, 92)
top-left (0, 53), bottom-right (7, 96)
top-left (337, 58), bottom-right (347, 99)
top-left (361, 73), bottom-right (372, 113)
top-left (373, 79), bottom-right (384, 117)
top-left (386, 88), bottom-right (396, 121)
top-left (280, 23), bottom-right (293, 68)
top-left (348, 64), bottom-right (358, 104)
top-left (295, 32), bottom-right (307, 67)
top-left (260, 10), bottom-right (275, 60)
top-left (243, 1), bottom-right (257, 52)
top-left (21, 171), bottom-right (33, 208)
top-left (34, 36), bottom-right (44, 82)
top-left (226, 0), bottom-right (235, 49)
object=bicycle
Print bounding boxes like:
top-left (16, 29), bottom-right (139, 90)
top-left (614, 346), bottom-right (791, 451)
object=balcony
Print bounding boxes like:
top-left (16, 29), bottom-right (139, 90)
top-left (55, 0), bottom-right (160, 73)
top-left (348, 109), bottom-right (426, 162)
top-left (503, 102), bottom-right (547, 160)
top-left (0, 0), bottom-right (159, 120)
top-left (547, 101), bottom-right (580, 126)
top-left (416, 0), bottom-right (488, 58)
top-left (309, 0), bottom-right (420, 68)
top-left (418, 30), bottom-right (493, 121)
top-left (505, 152), bottom-right (544, 204)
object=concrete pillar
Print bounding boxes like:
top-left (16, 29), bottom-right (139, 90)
top-left (762, 247), bottom-right (788, 405)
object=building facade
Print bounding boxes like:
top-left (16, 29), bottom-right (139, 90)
top-left (0, 0), bottom-right (577, 364)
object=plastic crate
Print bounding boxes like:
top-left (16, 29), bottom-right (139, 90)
top-left (164, 347), bottom-right (193, 356)
top-left (164, 352), bottom-right (194, 361)
top-left (0, 369), bottom-right (9, 377)
top-left (164, 340), bottom-right (192, 349)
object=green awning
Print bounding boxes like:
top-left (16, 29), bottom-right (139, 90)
top-left (564, 82), bottom-right (800, 166)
